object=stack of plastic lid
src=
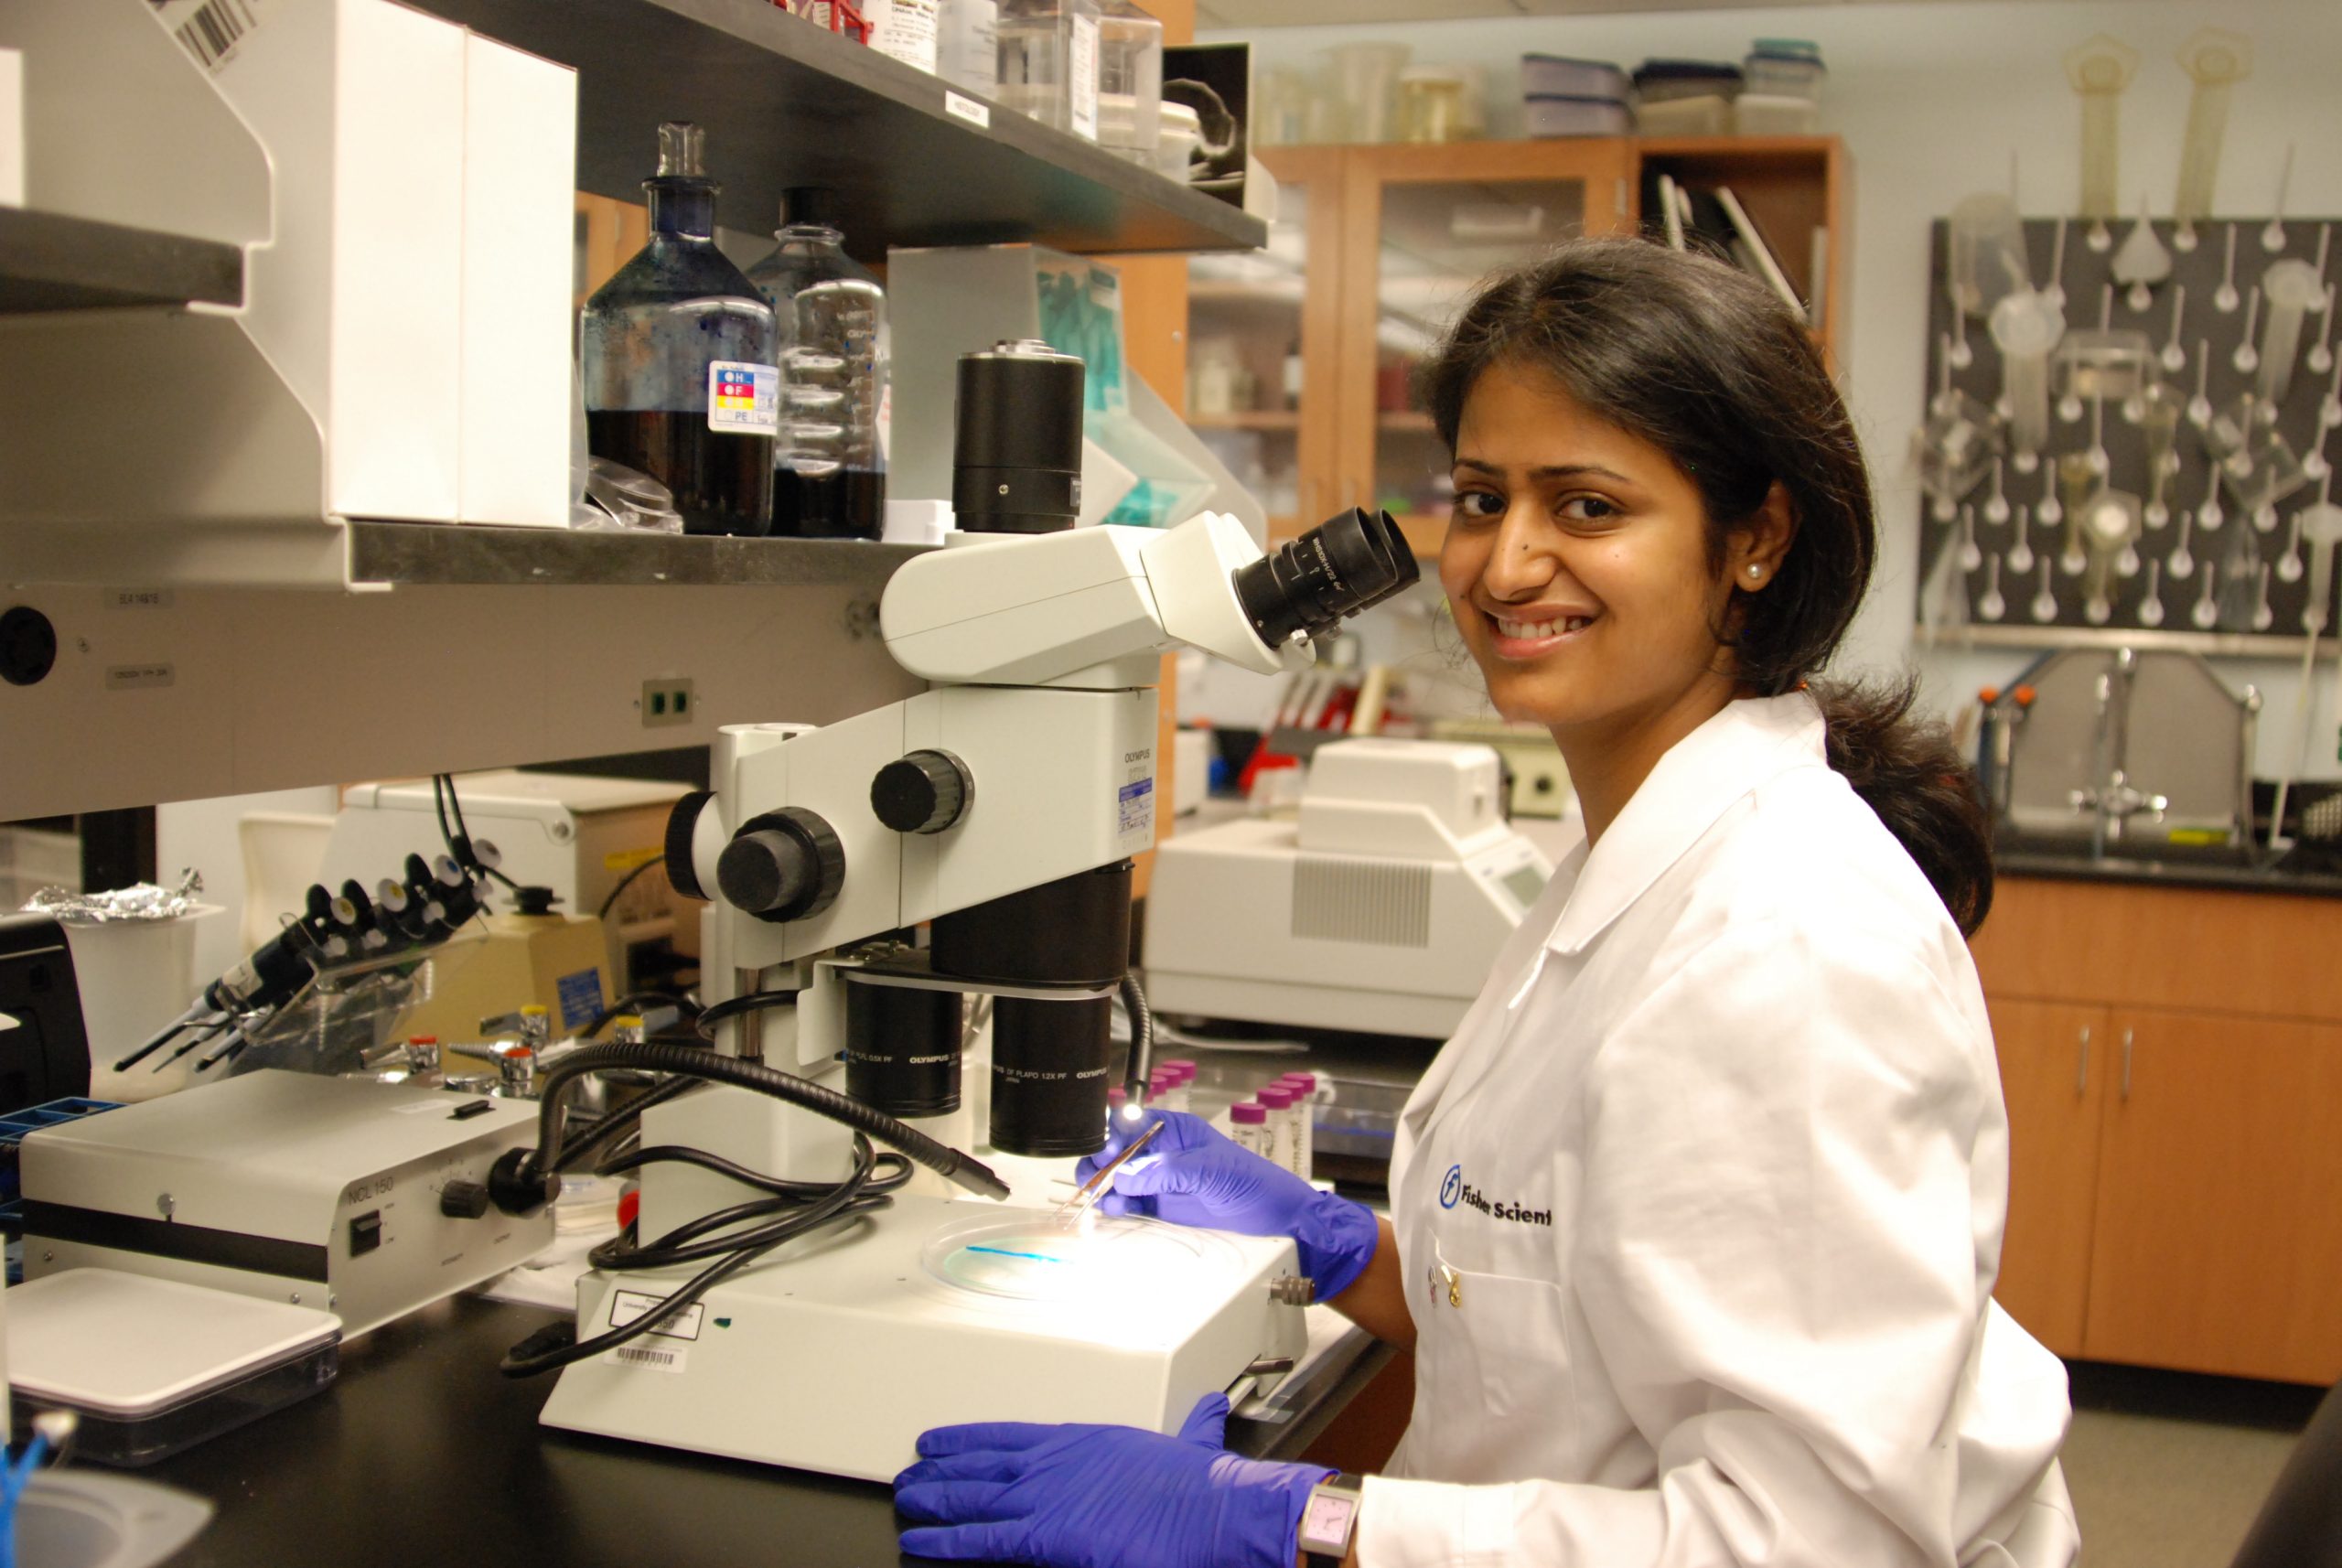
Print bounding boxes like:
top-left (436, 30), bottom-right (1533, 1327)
top-left (1631, 59), bottom-right (1745, 136)
top-left (1736, 39), bottom-right (1824, 134)
top-left (1521, 55), bottom-right (1632, 138)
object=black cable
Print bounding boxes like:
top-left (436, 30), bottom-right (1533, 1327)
top-left (544, 1073), bottom-right (699, 1175)
top-left (599, 1143), bottom-right (892, 1200)
top-left (693, 988), bottom-right (804, 1047)
top-left (596, 857), bottom-right (663, 920)
top-left (500, 1134), bottom-right (896, 1378)
top-left (1117, 970), bottom-right (1154, 1105)
top-left (588, 1147), bottom-right (912, 1270)
top-left (435, 774), bottom-right (520, 891)
top-left (521, 1041), bottom-right (1008, 1200)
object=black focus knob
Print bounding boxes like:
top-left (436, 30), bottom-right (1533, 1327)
top-left (872, 750), bottom-right (974, 835)
top-left (716, 808), bottom-right (846, 922)
top-left (440, 1180), bottom-right (492, 1219)
top-left (664, 790), bottom-right (714, 901)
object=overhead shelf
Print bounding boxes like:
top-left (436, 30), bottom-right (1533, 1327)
top-left (0, 208), bottom-right (243, 316)
top-left (405, 0), bottom-right (1267, 260)
top-left (344, 520), bottom-right (927, 589)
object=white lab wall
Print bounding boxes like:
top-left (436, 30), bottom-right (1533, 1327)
top-left (156, 787), bottom-right (340, 984)
top-left (1200, 0), bottom-right (2342, 777)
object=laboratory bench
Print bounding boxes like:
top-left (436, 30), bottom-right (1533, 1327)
top-left (133, 1293), bottom-right (1392, 1567)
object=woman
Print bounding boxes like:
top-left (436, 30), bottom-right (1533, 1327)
top-left (893, 238), bottom-right (2080, 1568)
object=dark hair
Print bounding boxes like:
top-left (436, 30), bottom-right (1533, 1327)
top-left (1419, 237), bottom-right (1993, 935)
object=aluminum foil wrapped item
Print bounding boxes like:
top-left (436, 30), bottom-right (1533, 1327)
top-left (23, 868), bottom-right (205, 924)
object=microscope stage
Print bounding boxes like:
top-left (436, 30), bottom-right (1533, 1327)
top-left (538, 1194), bottom-right (1306, 1481)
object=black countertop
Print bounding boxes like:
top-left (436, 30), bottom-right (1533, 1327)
top-left (1995, 848), bottom-right (2342, 899)
top-left (136, 1293), bottom-right (1386, 1568)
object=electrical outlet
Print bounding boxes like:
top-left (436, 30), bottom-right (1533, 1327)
top-left (640, 678), bottom-right (694, 728)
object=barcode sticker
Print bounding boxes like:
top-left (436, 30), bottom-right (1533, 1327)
top-left (607, 1343), bottom-right (687, 1374)
top-left (162, 0), bottom-right (263, 73)
top-left (943, 91), bottom-right (991, 131)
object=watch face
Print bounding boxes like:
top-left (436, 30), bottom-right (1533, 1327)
top-left (1300, 1492), bottom-right (1360, 1550)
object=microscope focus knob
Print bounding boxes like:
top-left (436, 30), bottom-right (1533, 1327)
top-left (717, 808), bottom-right (846, 922)
top-left (871, 750), bottom-right (974, 835)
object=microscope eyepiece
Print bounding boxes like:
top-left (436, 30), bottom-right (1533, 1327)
top-left (1233, 507), bottom-right (1419, 650)
top-left (951, 339), bottom-right (1085, 535)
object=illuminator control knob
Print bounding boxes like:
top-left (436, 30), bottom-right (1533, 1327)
top-left (439, 1180), bottom-right (491, 1219)
top-left (871, 750), bottom-right (974, 835)
top-left (716, 808), bottom-right (846, 922)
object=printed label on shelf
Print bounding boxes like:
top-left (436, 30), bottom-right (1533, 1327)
top-left (706, 361), bottom-right (780, 436)
top-left (609, 1290), bottom-right (705, 1341)
top-left (105, 588), bottom-right (174, 611)
top-left (1069, 13), bottom-right (1100, 142)
top-left (104, 663), bottom-right (174, 692)
top-left (944, 91), bottom-right (992, 131)
top-left (155, 0), bottom-right (264, 74)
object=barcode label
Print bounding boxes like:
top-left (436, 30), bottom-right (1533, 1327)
top-left (608, 1344), bottom-right (686, 1374)
top-left (170, 0), bottom-right (261, 72)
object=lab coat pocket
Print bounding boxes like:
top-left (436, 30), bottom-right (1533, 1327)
top-left (1418, 1236), bottom-right (1579, 1480)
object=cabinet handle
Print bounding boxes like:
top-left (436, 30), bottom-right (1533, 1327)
top-left (2076, 1026), bottom-right (2090, 1095)
top-left (2120, 1028), bottom-right (2133, 1100)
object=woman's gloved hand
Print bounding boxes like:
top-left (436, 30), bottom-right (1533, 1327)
top-left (1076, 1110), bottom-right (1377, 1300)
top-left (895, 1392), bottom-right (1328, 1568)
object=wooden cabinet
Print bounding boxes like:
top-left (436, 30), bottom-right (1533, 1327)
top-left (1974, 876), bottom-right (2342, 1384)
top-left (1186, 137), bottom-right (1844, 559)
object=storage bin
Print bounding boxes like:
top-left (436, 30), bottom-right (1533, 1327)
top-left (1632, 59), bottom-right (1744, 102)
top-left (1733, 92), bottom-right (1819, 134)
top-left (1633, 95), bottom-right (1730, 137)
top-left (1520, 54), bottom-right (1628, 102)
top-left (1743, 52), bottom-right (1824, 102)
top-left (1524, 95), bottom-right (1633, 138)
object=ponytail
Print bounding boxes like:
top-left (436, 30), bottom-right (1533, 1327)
top-left (1812, 676), bottom-right (1994, 937)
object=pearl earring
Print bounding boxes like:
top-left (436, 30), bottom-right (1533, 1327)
top-left (1746, 564), bottom-right (1764, 580)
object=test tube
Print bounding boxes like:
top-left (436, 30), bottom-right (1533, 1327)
top-left (1229, 1101), bottom-right (1270, 1160)
top-left (1255, 1085), bottom-right (1303, 1176)
top-left (1276, 1072), bottom-right (1319, 1177)
top-left (2258, 260), bottom-right (2321, 404)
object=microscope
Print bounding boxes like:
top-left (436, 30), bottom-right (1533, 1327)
top-left (501, 341), bottom-right (1417, 1480)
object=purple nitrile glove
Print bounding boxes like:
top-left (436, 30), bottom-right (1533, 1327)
top-left (1075, 1110), bottom-right (1378, 1301)
top-left (896, 1392), bottom-right (1329, 1568)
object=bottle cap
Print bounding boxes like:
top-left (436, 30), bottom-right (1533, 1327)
top-left (521, 1004), bottom-right (550, 1017)
top-left (1277, 1072), bottom-right (1318, 1091)
top-left (1230, 1103), bottom-right (1269, 1125)
top-left (1159, 1059), bottom-right (1196, 1075)
top-left (1107, 1085), bottom-right (1129, 1107)
top-left (1255, 1086), bottom-right (1297, 1109)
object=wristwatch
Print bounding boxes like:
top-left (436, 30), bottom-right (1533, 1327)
top-left (1297, 1471), bottom-right (1365, 1567)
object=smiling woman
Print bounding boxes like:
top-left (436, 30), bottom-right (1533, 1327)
top-left (1420, 236), bottom-right (1994, 935)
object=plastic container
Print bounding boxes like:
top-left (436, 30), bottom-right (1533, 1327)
top-left (1229, 1100), bottom-right (1269, 1159)
top-left (1156, 102), bottom-right (1202, 179)
top-left (1396, 66), bottom-right (1468, 145)
top-left (1633, 95), bottom-right (1730, 136)
top-left (1520, 55), bottom-right (1628, 102)
top-left (579, 123), bottom-right (780, 537)
top-left (1254, 1085), bottom-right (1301, 1176)
top-left (1733, 93), bottom-right (1818, 134)
top-left (744, 188), bottom-right (887, 540)
top-left (939, 0), bottom-right (999, 93)
top-left (1526, 95), bottom-right (1634, 138)
top-left (1322, 42), bottom-right (1411, 144)
top-left (1632, 59), bottom-right (1745, 102)
top-left (1275, 1071), bottom-right (1317, 1176)
top-left (1093, 0), bottom-right (1163, 166)
top-left (996, 0), bottom-right (1102, 141)
top-left (8, 1273), bottom-right (339, 1468)
top-left (1742, 46), bottom-right (1823, 102)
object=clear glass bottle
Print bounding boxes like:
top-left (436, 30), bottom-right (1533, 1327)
top-left (996, 0), bottom-right (1101, 140)
top-left (579, 123), bottom-right (779, 536)
top-left (745, 188), bottom-right (888, 540)
top-left (1093, 0), bottom-right (1162, 165)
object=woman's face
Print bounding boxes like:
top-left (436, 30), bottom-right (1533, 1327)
top-left (1438, 360), bottom-right (1782, 747)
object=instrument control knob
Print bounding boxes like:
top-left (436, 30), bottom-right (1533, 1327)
top-left (717, 808), bottom-right (846, 922)
top-left (871, 750), bottom-right (974, 835)
top-left (439, 1180), bottom-right (492, 1220)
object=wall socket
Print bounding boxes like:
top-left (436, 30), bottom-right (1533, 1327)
top-left (639, 678), bottom-right (695, 727)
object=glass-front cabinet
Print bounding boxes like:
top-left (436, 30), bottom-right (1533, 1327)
top-left (1190, 137), bottom-right (1842, 559)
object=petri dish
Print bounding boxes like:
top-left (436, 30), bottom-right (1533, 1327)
top-left (920, 1212), bottom-right (1239, 1305)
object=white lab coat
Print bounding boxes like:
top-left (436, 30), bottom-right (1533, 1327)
top-left (1359, 693), bottom-right (2079, 1568)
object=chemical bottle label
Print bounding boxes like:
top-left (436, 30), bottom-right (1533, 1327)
top-left (707, 361), bottom-right (781, 435)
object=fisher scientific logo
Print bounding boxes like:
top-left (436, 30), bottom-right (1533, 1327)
top-left (1443, 1165), bottom-right (1552, 1227)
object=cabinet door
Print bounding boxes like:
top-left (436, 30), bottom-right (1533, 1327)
top-left (1335, 141), bottom-right (1635, 557)
top-left (1184, 146), bottom-right (1347, 544)
top-left (2086, 1010), bottom-right (2342, 1383)
top-left (1984, 998), bottom-right (2106, 1357)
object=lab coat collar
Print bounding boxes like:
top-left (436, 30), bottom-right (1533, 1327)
top-left (1543, 692), bottom-right (1830, 956)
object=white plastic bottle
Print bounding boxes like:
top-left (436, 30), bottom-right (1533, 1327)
top-left (1276, 1071), bottom-right (1317, 1179)
top-left (1255, 1086), bottom-right (1301, 1176)
top-left (940, 0), bottom-right (1000, 95)
top-left (1229, 1101), bottom-right (1270, 1159)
